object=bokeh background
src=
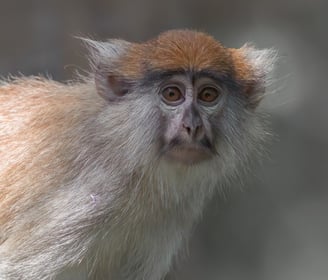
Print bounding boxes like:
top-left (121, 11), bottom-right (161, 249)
top-left (1, 1), bottom-right (327, 279)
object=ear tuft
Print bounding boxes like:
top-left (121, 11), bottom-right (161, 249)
top-left (78, 37), bottom-right (132, 101)
top-left (79, 37), bottom-right (131, 69)
top-left (232, 44), bottom-right (278, 108)
top-left (241, 44), bottom-right (277, 84)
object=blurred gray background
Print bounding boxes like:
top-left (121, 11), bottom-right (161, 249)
top-left (1, 0), bottom-right (327, 279)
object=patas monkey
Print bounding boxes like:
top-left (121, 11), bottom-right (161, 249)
top-left (0, 30), bottom-right (276, 280)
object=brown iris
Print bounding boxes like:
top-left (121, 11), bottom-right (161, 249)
top-left (161, 87), bottom-right (184, 104)
top-left (198, 87), bottom-right (220, 103)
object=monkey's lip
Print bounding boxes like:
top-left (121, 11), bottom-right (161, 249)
top-left (164, 142), bottom-right (213, 164)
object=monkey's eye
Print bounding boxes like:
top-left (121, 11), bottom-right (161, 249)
top-left (198, 87), bottom-right (220, 104)
top-left (160, 86), bottom-right (184, 105)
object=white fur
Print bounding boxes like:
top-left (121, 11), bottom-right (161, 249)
top-left (242, 44), bottom-right (278, 88)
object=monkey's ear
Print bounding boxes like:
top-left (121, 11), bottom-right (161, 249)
top-left (80, 38), bottom-right (132, 101)
top-left (231, 45), bottom-right (277, 108)
top-left (94, 66), bottom-right (131, 101)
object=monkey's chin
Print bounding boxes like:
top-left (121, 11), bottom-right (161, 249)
top-left (164, 144), bottom-right (213, 165)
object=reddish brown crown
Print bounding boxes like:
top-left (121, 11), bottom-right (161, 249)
top-left (114, 30), bottom-right (253, 84)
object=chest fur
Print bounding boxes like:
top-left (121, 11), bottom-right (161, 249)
top-left (58, 169), bottom-right (215, 280)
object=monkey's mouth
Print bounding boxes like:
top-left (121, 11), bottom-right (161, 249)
top-left (163, 137), bottom-right (215, 165)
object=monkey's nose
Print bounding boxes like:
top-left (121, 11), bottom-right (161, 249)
top-left (182, 122), bottom-right (204, 140)
top-left (181, 104), bottom-right (204, 140)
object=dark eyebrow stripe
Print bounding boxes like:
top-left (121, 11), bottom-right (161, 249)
top-left (141, 69), bottom-right (186, 85)
top-left (140, 69), bottom-right (239, 91)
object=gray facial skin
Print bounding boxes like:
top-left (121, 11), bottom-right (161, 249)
top-left (157, 74), bottom-right (225, 165)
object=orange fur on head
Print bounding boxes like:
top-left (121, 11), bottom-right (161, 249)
top-left (104, 30), bottom-right (263, 98)
top-left (118, 30), bottom-right (234, 76)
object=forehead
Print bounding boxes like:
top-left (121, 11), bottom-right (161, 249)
top-left (146, 30), bottom-right (233, 73)
top-left (119, 30), bottom-right (234, 79)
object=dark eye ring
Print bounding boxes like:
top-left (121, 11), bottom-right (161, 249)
top-left (198, 87), bottom-right (221, 104)
top-left (160, 86), bottom-right (184, 105)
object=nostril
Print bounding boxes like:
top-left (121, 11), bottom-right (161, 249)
top-left (183, 124), bottom-right (191, 135)
top-left (196, 125), bottom-right (204, 137)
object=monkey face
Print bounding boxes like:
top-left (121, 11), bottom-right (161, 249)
top-left (156, 73), bottom-right (226, 165)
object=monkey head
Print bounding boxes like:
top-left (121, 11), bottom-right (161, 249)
top-left (84, 30), bottom-right (276, 168)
